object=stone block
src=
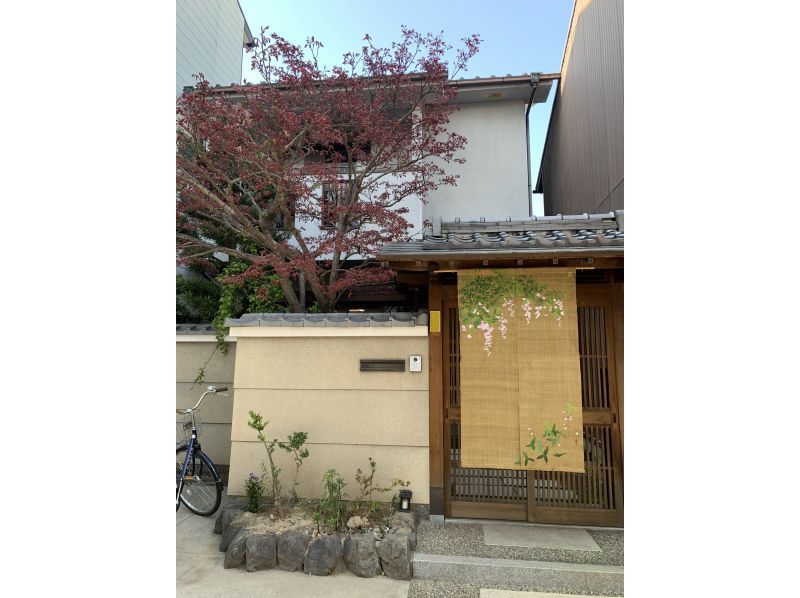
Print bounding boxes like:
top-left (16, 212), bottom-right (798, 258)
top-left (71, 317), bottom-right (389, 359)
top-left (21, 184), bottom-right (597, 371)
top-left (277, 530), bottom-right (310, 572)
top-left (394, 526), bottom-right (417, 551)
top-left (378, 533), bottom-right (413, 580)
top-left (223, 529), bottom-right (252, 569)
top-left (304, 534), bottom-right (343, 576)
top-left (245, 533), bottom-right (278, 572)
top-left (343, 534), bottom-right (381, 578)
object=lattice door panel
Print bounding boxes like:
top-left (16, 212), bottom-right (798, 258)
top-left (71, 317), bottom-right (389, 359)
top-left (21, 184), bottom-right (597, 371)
top-left (530, 425), bottom-right (617, 510)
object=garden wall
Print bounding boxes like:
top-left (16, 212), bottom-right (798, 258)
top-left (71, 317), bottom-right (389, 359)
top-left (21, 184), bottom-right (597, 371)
top-left (176, 325), bottom-right (235, 470)
top-left (226, 314), bottom-right (430, 505)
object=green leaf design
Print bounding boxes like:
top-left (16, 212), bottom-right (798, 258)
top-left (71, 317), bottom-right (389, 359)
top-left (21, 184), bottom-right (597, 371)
top-left (458, 271), bottom-right (567, 343)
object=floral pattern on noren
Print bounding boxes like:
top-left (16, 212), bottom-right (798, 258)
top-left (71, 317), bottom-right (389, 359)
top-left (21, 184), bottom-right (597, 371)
top-left (459, 271), bottom-right (565, 355)
top-left (516, 401), bottom-right (578, 466)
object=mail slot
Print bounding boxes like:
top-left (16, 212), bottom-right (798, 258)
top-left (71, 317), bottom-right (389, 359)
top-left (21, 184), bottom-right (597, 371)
top-left (360, 359), bottom-right (405, 372)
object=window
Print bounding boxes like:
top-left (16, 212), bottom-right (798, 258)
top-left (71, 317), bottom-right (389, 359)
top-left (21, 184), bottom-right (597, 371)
top-left (320, 181), bottom-right (353, 229)
top-left (273, 194), bottom-right (296, 231)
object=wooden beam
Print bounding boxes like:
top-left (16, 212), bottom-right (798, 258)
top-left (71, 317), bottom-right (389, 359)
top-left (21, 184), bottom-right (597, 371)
top-left (427, 274), bottom-right (445, 516)
top-left (395, 271), bottom-right (430, 286)
top-left (450, 501), bottom-right (527, 521)
top-left (385, 257), bottom-right (624, 272)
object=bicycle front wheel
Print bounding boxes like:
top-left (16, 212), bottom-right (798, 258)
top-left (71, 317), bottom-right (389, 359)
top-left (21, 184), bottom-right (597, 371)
top-left (176, 446), bottom-right (222, 516)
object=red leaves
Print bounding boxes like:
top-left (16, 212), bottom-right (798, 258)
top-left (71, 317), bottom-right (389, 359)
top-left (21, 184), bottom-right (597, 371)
top-left (177, 27), bottom-right (480, 310)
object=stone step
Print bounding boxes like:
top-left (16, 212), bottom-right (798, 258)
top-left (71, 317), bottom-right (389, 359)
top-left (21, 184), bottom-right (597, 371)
top-left (412, 552), bottom-right (623, 596)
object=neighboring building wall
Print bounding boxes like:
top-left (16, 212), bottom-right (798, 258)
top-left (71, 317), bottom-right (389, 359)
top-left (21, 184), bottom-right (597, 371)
top-left (176, 337), bottom-right (236, 468)
top-left (227, 330), bottom-right (430, 504)
top-left (540, 0), bottom-right (624, 215)
top-left (176, 0), bottom-right (250, 96)
top-left (425, 101), bottom-right (531, 222)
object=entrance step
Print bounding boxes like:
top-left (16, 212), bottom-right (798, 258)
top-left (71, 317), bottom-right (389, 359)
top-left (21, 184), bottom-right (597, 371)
top-left (412, 553), bottom-right (623, 596)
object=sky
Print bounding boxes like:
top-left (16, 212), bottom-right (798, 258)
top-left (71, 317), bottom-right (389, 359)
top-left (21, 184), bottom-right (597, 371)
top-left (237, 0), bottom-right (574, 216)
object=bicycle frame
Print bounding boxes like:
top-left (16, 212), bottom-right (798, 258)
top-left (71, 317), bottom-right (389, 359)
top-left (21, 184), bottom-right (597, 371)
top-left (176, 421), bottom-right (200, 509)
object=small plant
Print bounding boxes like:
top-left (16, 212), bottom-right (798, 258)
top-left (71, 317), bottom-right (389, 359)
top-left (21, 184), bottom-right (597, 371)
top-left (282, 431), bottom-right (310, 505)
top-left (244, 473), bottom-right (265, 513)
top-left (247, 411), bottom-right (285, 518)
top-left (316, 469), bottom-right (347, 533)
top-left (247, 410), bottom-right (310, 518)
top-left (353, 457), bottom-right (410, 518)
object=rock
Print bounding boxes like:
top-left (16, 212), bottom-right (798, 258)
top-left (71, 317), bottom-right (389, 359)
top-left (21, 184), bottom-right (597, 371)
top-left (391, 511), bottom-right (417, 530)
top-left (277, 530), bottom-right (310, 572)
top-left (394, 526), bottom-right (417, 551)
top-left (214, 501), bottom-right (245, 534)
top-left (304, 534), bottom-right (343, 576)
top-left (346, 515), bottom-right (364, 530)
top-left (220, 523), bottom-right (242, 552)
top-left (343, 534), bottom-right (381, 578)
top-left (219, 511), bottom-right (258, 551)
top-left (224, 529), bottom-right (252, 569)
top-left (215, 506), bottom-right (243, 535)
top-left (245, 533), bottom-right (278, 571)
top-left (378, 533), bottom-right (413, 580)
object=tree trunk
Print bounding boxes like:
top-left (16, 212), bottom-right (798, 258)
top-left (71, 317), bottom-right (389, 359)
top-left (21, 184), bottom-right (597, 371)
top-left (278, 277), bottom-right (303, 313)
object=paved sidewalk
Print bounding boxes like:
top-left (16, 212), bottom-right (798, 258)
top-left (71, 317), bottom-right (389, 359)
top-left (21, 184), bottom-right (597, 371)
top-left (176, 498), bottom-right (410, 598)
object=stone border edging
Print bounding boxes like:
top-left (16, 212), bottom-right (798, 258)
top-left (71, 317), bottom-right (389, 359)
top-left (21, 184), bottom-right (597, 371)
top-left (214, 503), bottom-right (418, 580)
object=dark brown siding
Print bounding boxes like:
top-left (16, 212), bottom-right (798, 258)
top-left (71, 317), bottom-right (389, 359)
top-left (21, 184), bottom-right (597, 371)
top-left (541, 0), bottom-right (623, 215)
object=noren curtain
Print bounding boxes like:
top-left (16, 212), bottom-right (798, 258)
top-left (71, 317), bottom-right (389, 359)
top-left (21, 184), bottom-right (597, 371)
top-left (457, 268), bottom-right (584, 473)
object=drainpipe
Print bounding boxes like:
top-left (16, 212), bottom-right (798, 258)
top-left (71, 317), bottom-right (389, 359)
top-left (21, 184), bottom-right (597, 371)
top-left (525, 73), bottom-right (540, 217)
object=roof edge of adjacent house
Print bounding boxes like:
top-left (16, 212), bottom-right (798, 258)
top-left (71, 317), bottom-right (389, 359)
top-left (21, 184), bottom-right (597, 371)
top-left (236, 0), bottom-right (255, 48)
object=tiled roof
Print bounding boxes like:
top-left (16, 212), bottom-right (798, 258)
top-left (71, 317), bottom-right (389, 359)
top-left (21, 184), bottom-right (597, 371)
top-left (176, 323), bottom-right (215, 335)
top-left (378, 211), bottom-right (623, 259)
top-left (225, 312), bottom-right (428, 328)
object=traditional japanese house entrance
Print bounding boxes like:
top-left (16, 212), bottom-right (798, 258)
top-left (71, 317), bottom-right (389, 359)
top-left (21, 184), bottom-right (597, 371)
top-left (440, 272), bottom-right (623, 527)
top-left (376, 211), bottom-right (625, 527)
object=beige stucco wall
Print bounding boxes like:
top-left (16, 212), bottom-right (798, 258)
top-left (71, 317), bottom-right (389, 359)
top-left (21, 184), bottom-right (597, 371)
top-left (227, 333), bottom-right (430, 504)
top-left (176, 339), bottom-right (236, 466)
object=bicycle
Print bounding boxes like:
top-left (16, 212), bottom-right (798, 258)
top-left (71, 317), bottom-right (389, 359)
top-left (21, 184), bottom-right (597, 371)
top-left (176, 385), bottom-right (226, 515)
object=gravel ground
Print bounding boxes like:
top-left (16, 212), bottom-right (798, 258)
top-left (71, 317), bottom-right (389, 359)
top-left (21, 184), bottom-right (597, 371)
top-left (416, 522), bottom-right (624, 566)
top-left (408, 580), bottom-right (481, 598)
top-left (408, 579), bottom-right (620, 597)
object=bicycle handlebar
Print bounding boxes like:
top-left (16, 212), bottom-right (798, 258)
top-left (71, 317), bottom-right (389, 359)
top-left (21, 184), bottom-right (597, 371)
top-left (177, 385), bottom-right (228, 414)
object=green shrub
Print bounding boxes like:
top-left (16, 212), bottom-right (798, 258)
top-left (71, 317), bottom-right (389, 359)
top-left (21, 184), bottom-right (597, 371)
top-left (316, 469), bottom-right (347, 532)
top-left (244, 473), bottom-right (265, 513)
top-left (353, 457), bottom-right (410, 517)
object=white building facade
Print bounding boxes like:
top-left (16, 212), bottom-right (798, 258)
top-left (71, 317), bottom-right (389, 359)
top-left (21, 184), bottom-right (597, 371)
top-left (296, 74), bottom-right (555, 252)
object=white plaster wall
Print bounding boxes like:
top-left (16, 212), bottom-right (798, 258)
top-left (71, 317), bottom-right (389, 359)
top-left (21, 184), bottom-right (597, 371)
top-left (176, 0), bottom-right (247, 96)
top-left (293, 172), bottom-right (423, 260)
top-left (424, 101), bottom-right (531, 222)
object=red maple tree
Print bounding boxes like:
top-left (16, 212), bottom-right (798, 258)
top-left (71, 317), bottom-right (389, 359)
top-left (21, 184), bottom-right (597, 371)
top-left (177, 27), bottom-right (480, 312)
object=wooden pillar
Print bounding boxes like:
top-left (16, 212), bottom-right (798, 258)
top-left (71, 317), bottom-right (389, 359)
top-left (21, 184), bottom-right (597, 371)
top-left (428, 274), bottom-right (444, 515)
top-left (611, 271), bottom-right (624, 469)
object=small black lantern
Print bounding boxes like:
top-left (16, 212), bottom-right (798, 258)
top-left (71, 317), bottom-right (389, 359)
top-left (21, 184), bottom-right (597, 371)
top-left (398, 489), bottom-right (412, 512)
